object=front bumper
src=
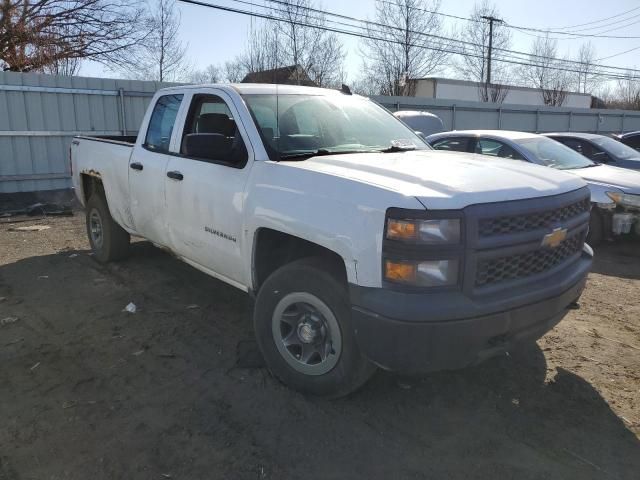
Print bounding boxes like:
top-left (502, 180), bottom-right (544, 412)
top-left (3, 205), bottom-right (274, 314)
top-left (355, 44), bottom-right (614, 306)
top-left (349, 249), bottom-right (592, 373)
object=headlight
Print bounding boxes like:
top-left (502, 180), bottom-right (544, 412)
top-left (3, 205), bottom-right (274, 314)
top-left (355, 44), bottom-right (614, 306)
top-left (386, 218), bottom-right (461, 244)
top-left (606, 192), bottom-right (640, 209)
top-left (384, 259), bottom-right (459, 287)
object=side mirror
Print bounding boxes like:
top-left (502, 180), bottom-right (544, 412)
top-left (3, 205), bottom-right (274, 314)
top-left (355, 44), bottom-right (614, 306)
top-left (183, 133), bottom-right (233, 162)
top-left (414, 130), bottom-right (426, 140)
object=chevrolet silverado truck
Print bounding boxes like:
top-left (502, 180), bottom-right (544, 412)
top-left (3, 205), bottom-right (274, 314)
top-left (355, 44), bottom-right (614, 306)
top-left (71, 84), bottom-right (593, 397)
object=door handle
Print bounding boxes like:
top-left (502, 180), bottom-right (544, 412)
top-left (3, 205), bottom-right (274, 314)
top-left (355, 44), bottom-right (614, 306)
top-left (167, 171), bottom-right (184, 181)
top-left (130, 162), bottom-right (143, 171)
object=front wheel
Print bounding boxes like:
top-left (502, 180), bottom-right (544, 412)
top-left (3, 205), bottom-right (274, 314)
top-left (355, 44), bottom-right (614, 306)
top-left (253, 258), bottom-right (376, 397)
top-left (587, 209), bottom-right (604, 247)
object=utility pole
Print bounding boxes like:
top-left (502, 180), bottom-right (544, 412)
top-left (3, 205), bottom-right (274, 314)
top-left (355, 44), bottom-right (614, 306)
top-left (481, 15), bottom-right (502, 85)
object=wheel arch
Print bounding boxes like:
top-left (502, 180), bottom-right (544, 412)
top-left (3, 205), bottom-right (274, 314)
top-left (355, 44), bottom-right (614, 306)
top-left (251, 227), bottom-right (353, 293)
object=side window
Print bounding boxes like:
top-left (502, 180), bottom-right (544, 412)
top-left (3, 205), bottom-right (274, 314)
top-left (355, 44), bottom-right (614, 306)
top-left (475, 139), bottom-right (524, 160)
top-left (181, 94), bottom-right (248, 167)
top-left (558, 138), bottom-right (584, 155)
top-left (625, 135), bottom-right (640, 150)
top-left (144, 94), bottom-right (183, 153)
top-left (431, 137), bottom-right (471, 152)
top-left (587, 142), bottom-right (612, 163)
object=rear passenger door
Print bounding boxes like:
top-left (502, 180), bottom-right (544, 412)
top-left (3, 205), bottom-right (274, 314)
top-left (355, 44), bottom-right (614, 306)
top-left (129, 93), bottom-right (184, 245)
top-left (164, 90), bottom-right (253, 287)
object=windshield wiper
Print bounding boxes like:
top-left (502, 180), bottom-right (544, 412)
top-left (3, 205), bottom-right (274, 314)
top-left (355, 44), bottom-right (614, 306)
top-left (377, 144), bottom-right (417, 153)
top-left (278, 148), bottom-right (375, 160)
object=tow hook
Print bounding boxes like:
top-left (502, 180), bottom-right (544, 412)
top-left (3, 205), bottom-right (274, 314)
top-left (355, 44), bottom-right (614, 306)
top-left (567, 302), bottom-right (580, 310)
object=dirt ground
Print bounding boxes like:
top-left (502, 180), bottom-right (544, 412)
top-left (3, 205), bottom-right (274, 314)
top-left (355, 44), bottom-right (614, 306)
top-left (0, 213), bottom-right (638, 480)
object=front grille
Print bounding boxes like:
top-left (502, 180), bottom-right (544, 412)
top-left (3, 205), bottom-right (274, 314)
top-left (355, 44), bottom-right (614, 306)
top-left (475, 233), bottom-right (584, 287)
top-left (479, 197), bottom-right (591, 237)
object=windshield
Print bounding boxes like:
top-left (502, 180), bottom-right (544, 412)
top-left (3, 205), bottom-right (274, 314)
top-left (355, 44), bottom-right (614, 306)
top-left (514, 136), bottom-right (595, 170)
top-left (242, 93), bottom-right (429, 160)
top-left (593, 136), bottom-right (640, 161)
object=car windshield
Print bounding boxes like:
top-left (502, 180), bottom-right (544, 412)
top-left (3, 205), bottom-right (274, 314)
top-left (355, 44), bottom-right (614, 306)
top-left (514, 136), bottom-right (595, 170)
top-left (242, 93), bottom-right (429, 160)
top-left (593, 136), bottom-right (640, 160)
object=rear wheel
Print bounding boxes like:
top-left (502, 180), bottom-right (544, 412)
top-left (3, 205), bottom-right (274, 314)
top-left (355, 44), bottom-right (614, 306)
top-left (85, 193), bottom-right (130, 263)
top-left (254, 257), bottom-right (376, 397)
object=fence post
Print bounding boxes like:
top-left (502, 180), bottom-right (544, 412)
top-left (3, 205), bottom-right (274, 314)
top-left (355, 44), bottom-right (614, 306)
top-left (119, 88), bottom-right (127, 135)
top-left (568, 111), bottom-right (573, 131)
top-left (498, 108), bottom-right (502, 129)
top-left (596, 114), bottom-right (600, 133)
top-left (622, 112), bottom-right (626, 134)
top-left (535, 109), bottom-right (540, 133)
top-left (395, 101), bottom-right (400, 112)
top-left (452, 104), bottom-right (457, 130)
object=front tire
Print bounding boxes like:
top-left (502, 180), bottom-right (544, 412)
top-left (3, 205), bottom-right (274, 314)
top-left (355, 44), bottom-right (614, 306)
top-left (254, 258), bottom-right (375, 397)
top-left (587, 209), bottom-right (604, 247)
top-left (85, 194), bottom-right (130, 263)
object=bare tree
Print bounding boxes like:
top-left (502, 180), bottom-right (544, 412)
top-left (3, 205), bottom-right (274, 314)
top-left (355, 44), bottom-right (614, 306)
top-left (614, 71), bottom-right (640, 110)
top-left (188, 64), bottom-right (221, 84)
top-left (454, 1), bottom-right (511, 103)
top-left (359, 0), bottom-right (450, 96)
top-left (269, 0), bottom-right (344, 87)
top-left (0, 0), bottom-right (148, 72)
top-left (223, 59), bottom-right (246, 83)
top-left (122, 0), bottom-right (190, 82)
top-left (573, 41), bottom-right (600, 94)
top-left (519, 34), bottom-right (570, 107)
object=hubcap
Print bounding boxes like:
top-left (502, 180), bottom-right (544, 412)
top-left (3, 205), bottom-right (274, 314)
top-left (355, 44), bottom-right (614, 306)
top-left (272, 292), bottom-right (342, 375)
top-left (89, 209), bottom-right (104, 249)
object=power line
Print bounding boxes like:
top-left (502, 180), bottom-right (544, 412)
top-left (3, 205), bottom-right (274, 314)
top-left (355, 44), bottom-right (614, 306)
top-left (526, 5), bottom-right (640, 31)
top-left (177, 0), bottom-right (640, 81)
top-left (255, 0), bottom-right (640, 76)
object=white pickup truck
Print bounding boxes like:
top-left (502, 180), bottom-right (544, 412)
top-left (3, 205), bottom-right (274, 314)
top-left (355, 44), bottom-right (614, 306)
top-left (71, 84), bottom-right (593, 397)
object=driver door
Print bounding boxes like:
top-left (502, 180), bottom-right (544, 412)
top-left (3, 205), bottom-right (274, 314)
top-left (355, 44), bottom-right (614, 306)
top-left (164, 90), bottom-right (253, 287)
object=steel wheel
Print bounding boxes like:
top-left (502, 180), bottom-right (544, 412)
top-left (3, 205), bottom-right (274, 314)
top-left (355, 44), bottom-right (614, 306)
top-left (271, 292), bottom-right (342, 375)
top-left (89, 208), bottom-right (104, 250)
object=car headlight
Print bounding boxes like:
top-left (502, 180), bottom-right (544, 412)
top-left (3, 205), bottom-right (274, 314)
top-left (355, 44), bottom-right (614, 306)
top-left (386, 218), bottom-right (461, 244)
top-left (606, 192), bottom-right (640, 209)
top-left (384, 259), bottom-right (460, 287)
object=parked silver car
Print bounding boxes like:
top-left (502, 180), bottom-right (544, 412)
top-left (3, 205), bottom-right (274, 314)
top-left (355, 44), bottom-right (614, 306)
top-left (426, 130), bottom-right (640, 245)
top-left (393, 111), bottom-right (445, 139)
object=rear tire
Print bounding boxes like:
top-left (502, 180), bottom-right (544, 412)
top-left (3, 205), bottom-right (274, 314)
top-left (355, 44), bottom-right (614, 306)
top-left (85, 193), bottom-right (130, 263)
top-left (254, 257), bottom-right (376, 398)
top-left (587, 209), bottom-right (604, 247)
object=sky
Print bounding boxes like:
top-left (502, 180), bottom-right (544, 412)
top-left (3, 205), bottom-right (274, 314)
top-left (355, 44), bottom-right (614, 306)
top-left (81, 0), bottom-right (640, 87)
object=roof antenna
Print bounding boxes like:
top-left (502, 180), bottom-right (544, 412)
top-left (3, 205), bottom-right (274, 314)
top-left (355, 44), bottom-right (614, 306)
top-left (341, 84), bottom-right (352, 95)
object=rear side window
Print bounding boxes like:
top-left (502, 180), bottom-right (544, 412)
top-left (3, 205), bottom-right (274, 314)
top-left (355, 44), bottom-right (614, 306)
top-left (431, 137), bottom-right (471, 152)
top-left (144, 94), bottom-right (183, 153)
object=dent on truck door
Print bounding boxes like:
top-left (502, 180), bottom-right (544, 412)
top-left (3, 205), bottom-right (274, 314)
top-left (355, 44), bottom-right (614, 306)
top-left (129, 94), bottom-right (183, 245)
top-left (164, 92), bottom-right (251, 285)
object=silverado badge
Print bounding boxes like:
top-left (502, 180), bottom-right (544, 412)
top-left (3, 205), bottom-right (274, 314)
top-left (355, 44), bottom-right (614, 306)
top-left (541, 227), bottom-right (568, 248)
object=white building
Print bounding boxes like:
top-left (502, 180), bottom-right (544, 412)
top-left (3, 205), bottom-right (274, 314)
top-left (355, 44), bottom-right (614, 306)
top-left (408, 77), bottom-right (592, 109)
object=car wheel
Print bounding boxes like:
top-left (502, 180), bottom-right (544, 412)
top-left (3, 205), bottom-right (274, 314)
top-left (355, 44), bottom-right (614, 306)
top-left (85, 194), bottom-right (130, 263)
top-left (586, 209), bottom-right (604, 247)
top-left (254, 257), bottom-right (376, 397)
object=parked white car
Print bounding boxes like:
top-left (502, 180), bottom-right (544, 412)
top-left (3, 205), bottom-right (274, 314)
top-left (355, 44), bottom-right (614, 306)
top-left (427, 130), bottom-right (640, 245)
top-left (71, 84), bottom-right (592, 396)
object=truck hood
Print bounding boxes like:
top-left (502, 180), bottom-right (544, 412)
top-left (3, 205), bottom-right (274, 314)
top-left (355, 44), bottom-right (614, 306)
top-left (288, 150), bottom-right (586, 209)
top-left (567, 163), bottom-right (640, 194)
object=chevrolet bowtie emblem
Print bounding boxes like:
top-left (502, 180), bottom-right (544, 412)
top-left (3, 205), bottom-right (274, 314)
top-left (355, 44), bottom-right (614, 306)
top-left (541, 227), bottom-right (568, 248)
